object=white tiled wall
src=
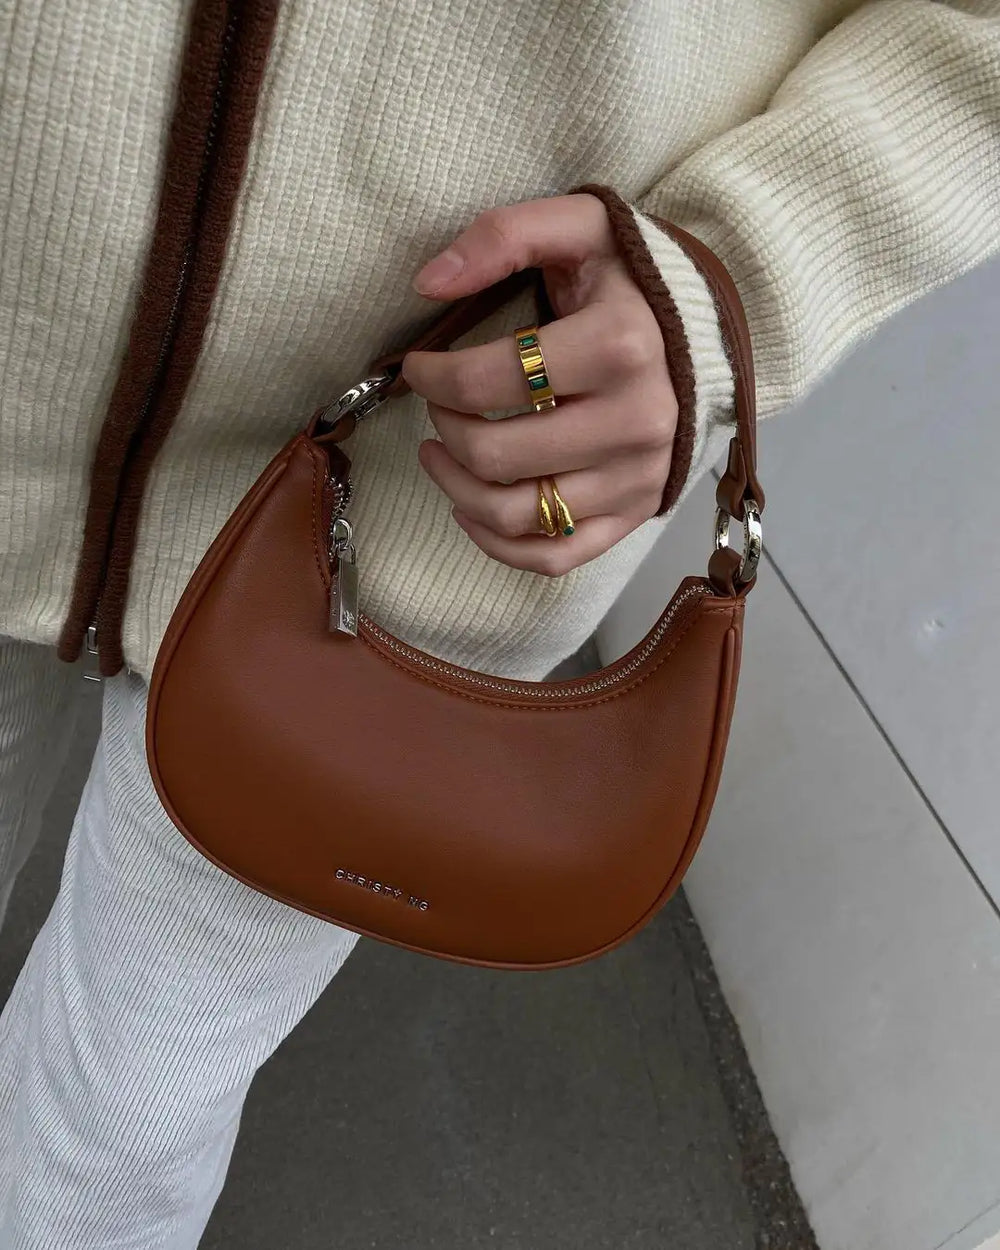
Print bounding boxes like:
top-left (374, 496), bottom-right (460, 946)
top-left (597, 258), bottom-right (1000, 1250)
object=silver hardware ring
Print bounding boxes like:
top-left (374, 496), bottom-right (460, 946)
top-left (713, 498), bottom-right (763, 587)
top-left (316, 371), bottom-right (394, 434)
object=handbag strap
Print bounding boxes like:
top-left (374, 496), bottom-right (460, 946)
top-left (654, 222), bottom-right (764, 519)
top-left (368, 227), bottom-right (761, 510)
top-left (653, 222), bottom-right (764, 596)
top-left (362, 225), bottom-right (763, 591)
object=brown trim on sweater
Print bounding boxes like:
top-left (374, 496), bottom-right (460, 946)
top-left (567, 183), bottom-right (698, 518)
top-left (58, 0), bottom-right (281, 674)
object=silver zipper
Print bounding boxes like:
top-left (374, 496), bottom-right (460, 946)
top-left (77, 12), bottom-right (241, 684)
top-left (360, 584), bottom-right (707, 699)
top-left (321, 368), bottom-right (396, 637)
top-left (328, 478), bottom-right (359, 636)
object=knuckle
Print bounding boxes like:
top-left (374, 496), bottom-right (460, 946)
top-left (486, 495), bottom-right (524, 537)
top-left (644, 454), bottom-right (672, 497)
top-left (649, 459), bottom-right (670, 493)
top-left (632, 476), bottom-right (667, 521)
top-left (477, 205), bottom-right (518, 252)
top-left (640, 489), bottom-right (665, 522)
top-left (628, 400), bottom-right (678, 451)
top-left (450, 356), bottom-right (491, 412)
top-left (645, 400), bottom-right (679, 446)
top-left (463, 432), bottom-right (505, 482)
top-left (608, 317), bottom-right (662, 376)
top-left (504, 495), bottom-right (533, 537)
top-left (533, 545), bottom-right (571, 578)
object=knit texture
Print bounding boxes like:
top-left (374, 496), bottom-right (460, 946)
top-left (58, 0), bottom-right (282, 674)
top-left (2, 0), bottom-right (999, 681)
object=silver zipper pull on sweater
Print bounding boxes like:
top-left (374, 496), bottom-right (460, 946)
top-left (83, 623), bottom-right (103, 683)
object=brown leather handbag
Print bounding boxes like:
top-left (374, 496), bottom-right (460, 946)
top-left (146, 225), bottom-right (763, 970)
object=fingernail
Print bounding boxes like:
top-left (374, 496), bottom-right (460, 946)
top-left (414, 248), bottom-right (465, 294)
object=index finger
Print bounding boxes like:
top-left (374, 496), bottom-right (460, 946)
top-left (413, 192), bottom-right (616, 300)
top-left (401, 295), bottom-right (647, 414)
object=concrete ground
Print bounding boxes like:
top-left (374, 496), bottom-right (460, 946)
top-left (0, 662), bottom-right (816, 1250)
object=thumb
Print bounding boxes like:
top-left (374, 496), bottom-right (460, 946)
top-left (411, 193), bottom-right (614, 300)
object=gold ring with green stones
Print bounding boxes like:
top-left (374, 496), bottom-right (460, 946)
top-left (514, 323), bottom-right (556, 412)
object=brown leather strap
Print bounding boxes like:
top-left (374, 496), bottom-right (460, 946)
top-left (652, 222), bottom-right (764, 518)
top-left (366, 225), bottom-right (763, 525)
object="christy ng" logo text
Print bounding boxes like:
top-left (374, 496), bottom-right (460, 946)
top-left (335, 868), bottom-right (429, 911)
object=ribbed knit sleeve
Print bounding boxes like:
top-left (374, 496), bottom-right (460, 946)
top-left (581, 0), bottom-right (1000, 517)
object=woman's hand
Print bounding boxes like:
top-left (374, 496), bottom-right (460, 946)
top-left (400, 193), bottom-right (677, 576)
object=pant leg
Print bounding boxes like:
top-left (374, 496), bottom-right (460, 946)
top-left (0, 669), bottom-right (360, 1249)
top-left (0, 638), bottom-right (88, 932)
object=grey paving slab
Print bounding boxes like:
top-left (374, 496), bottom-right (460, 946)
top-left (200, 900), bottom-right (755, 1250)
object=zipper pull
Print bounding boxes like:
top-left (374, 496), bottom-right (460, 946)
top-left (328, 516), bottom-right (360, 637)
top-left (83, 623), bottom-right (103, 683)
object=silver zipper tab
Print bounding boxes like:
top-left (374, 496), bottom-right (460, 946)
top-left (83, 623), bottom-right (103, 683)
top-left (329, 516), bottom-right (360, 637)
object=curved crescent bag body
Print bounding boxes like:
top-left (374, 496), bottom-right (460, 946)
top-left (146, 225), bottom-right (764, 970)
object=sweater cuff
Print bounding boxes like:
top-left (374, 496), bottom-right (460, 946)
top-left (568, 184), bottom-right (735, 517)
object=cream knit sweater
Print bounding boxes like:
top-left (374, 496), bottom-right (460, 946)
top-left (2, 0), bottom-right (999, 682)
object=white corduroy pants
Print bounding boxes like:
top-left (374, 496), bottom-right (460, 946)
top-left (0, 636), bottom-right (360, 1248)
